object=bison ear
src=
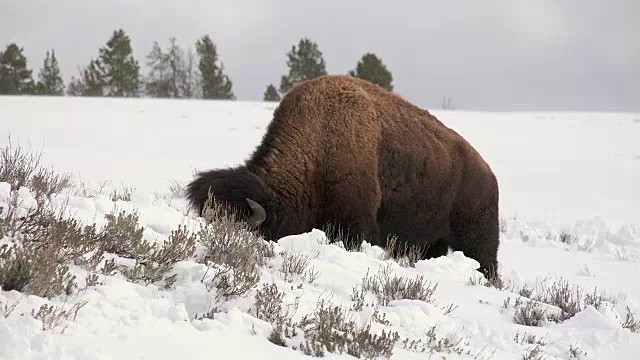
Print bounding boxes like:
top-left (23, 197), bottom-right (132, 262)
top-left (245, 198), bottom-right (267, 228)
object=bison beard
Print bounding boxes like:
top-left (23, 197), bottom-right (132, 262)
top-left (186, 75), bottom-right (500, 279)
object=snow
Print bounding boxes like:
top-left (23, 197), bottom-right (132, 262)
top-left (1, 95), bottom-right (640, 359)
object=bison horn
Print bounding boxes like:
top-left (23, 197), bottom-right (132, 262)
top-left (245, 198), bottom-right (267, 228)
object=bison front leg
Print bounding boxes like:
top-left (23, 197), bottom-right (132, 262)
top-left (322, 170), bottom-right (382, 251)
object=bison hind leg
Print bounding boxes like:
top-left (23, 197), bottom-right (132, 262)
top-left (449, 203), bottom-right (500, 280)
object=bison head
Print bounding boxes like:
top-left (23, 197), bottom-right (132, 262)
top-left (185, 166), bottom-right (283, 239)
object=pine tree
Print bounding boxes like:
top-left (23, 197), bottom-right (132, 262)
top-left (36, 49), bottom-right (64, 95)
top-left (144, 41), bottom-right (173, 98)
top-left (0, 43), bottom-right (35, 95)
top-left (348, 53), bottom-right (394, 91)
top-left (263, 84), bottom-right (280, 102)
top-left (145, 38), bottom-right (198, 99)
top-left (279, 38), bottom-right (327, 95)
top-left (66, 76), bottom-right (85, 96)
top-left (97, 29), bottom-right (141, 97)
top-left (66, 59), bottom-right (105, 97)
top-left (180, 47), bottom-right (199, 98)
top-left (165, 37), bottom-right (185, 98)
top-left (196, 35), bottom-right (234, 100)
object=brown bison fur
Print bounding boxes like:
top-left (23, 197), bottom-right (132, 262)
top-left (186, 75), bottom-right (500, 278)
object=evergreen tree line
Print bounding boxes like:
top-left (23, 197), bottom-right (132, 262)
top-left (0, 29), bottom-right (394, 102)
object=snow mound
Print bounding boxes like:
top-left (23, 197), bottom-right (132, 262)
top-left (0, 185), bottom-right (639, 359)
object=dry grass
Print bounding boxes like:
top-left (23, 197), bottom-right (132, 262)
top-left (466, 265), bottom-right (505, 290)
top-left (321, 222), bottom-right (365, 253)
top-left (109, 184), bottom-right (134, 202)
top-left (351, 263), bottom-right (438, 310)
top-left (400, 324), bottom-right (474, 356)
top-left (380, 235), bottom-right (428, 268)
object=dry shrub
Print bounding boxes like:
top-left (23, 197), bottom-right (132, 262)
top-left (31, 296), bottom-right (90, 334)
top-left (558, 230), bottom-right (578, 245)
top-left (119, 222), bottom-right (197, 288)
top-left (513, 331), bottom-right (547, 347)
top-left (466, 265), bottom-right (505, 290)
top-left (168, 180), bottom-right (185, 198)
top-left (536, 278), bottom-right (583, 322)
top-left (0, 139), bottom-right (197, 297)
top-left (280, 250), bottom-right (311, 282)
top-left (0, 135), bottom-right (72, 200)
top-left (504, 277), bottom-right (636, 330)
top-left (522, 343), bottom-right (545, 360)
top-left (253, 282), bottom-right (402, 359)
top-left (110, 184), bottom-right (134, 202)
top-left (0, 140), bottom-right (92, 298)
top-left (401, 324), bottom-right (469, 356)
top-left (1, 186), bottom-right (196, 295)
top-left (280, 250), bottom-right (319, 285)
top-left (485, 268), bottom-right (506, 290)
top-left (299, 298), bottom-right (400, 359)
top-left (253, 282), bottom-right (301, 347)
top-left (254, 282), bottom-right (300, 326)
top-left (98, 210), bottom-right (145, 257)
top-left (0, 194), bottom-right (94, 298)
top-left (0, 239), bottom-right (77, 298)
top-left (513, 299), bottom-right (547, 327)
top-left (532, 278), bottom-right (617, 323)
top-left (67, 179), bottom-right (111, 198)
top-left (196, 191), bottom-right (275, 304)
top-left (1, 296), bottom-right (22, 318)
top-left (466, 273), bottom-right (487, 286)
top-left (621, 306), bottom-right (640, 333)
top-left (95, 208), bottom-right (198, 287)
top-left (569, 343), bottom-right (587, 359)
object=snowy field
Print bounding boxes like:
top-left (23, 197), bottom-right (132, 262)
top-left (1, 95), bottom-right (640, 359)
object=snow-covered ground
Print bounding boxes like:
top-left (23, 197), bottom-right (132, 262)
top-left (1, 95), bottom-right (640, 359)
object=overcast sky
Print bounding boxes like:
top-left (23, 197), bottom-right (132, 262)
top-left (2, 0), bottom-right (639, 112)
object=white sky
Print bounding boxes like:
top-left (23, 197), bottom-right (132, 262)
top-left (2, 0), bottom-right (639, 111)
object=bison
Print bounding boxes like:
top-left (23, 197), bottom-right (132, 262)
top-left (186, 75), bottom-right (500, 278)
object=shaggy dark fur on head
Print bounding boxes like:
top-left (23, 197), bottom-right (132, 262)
top-left (185, 166), bottom-right (284, 238)
top-left (186, 75), bottom-right (500, 278)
